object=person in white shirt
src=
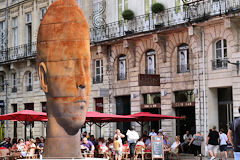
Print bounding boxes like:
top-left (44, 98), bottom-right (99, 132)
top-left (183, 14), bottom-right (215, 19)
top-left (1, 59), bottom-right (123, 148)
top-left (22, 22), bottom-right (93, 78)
top-left (126, 126), bottom-right (139, 159)
top-left (149, 129), bottom-right (157, 137)
top-left (219, 129), bottom-right (228, 160)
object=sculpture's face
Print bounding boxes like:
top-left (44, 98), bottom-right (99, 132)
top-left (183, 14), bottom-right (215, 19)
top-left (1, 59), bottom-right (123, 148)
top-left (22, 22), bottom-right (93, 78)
top-left (46, 41), bottom-right (91, 129)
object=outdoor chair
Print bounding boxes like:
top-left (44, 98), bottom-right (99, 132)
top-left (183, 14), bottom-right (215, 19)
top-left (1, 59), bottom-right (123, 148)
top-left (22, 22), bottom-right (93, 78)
top-left (25, 148), bottom-right (38, 159)
top-left (122, 145), bottom-right (130, 159)
top-left (169, 144), bottom-right (180, 160)
top-left (0, 148), bottom-right (9, 160)
top-left (134, 145), bottom-right (145, 160)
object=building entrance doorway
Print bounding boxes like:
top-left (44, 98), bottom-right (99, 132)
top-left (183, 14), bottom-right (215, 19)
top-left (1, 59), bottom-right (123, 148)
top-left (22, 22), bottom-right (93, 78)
top-left (116, 96), bottom-right (131, 136)
top-left (176, 107), bottom-right (195, 141)
top-left (218, 88), bottom-right (233, 133)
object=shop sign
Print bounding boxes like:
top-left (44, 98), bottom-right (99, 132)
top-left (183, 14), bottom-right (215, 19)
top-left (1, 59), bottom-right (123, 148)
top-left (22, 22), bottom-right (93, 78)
top-left (141, 103), bottom-right (161, 109)
top-left (151, 136), bottom-right (164, 159)
top-left (138, 74), bottom-right (160, 86)
top-left (172, 102), bottom-right (195, 108)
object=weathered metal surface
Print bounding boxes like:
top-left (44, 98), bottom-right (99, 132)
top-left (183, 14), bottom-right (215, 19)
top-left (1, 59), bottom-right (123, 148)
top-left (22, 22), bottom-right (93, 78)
top-left (37, 0), bottom-right (91, 158)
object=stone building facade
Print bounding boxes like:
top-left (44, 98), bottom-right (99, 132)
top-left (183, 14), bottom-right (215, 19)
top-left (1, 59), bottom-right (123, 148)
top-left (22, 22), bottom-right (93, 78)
top-left (0, 1), bottom-right (240, 153)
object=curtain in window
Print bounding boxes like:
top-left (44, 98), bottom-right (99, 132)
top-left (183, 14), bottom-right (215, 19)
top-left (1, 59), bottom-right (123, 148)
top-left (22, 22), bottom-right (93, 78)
top-left (175, 0), bottom-right (181, 13)
top-left (118, 0), bottom-right (128, 21)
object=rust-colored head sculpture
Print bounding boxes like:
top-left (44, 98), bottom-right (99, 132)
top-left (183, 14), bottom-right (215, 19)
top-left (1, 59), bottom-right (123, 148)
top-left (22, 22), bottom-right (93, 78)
top-left (37, 0), bottom-right (90, 158)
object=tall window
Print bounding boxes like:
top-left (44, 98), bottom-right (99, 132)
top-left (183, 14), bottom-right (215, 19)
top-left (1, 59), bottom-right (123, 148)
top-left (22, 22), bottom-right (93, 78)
top-left (40, 8), bottom-right (47, 20)
top-left (94, 59), bottom-right (103, 84)
top-left (26, 13), bottom-right (32, 43)
top-left (26, 13), bottom-right (32, 56)
top-left (12, 17), bottom-right (18, 47)
top-left (177, 44), bottom-right (189, 73)
top-left (118, 55), bottom-right (127, 80)
top-left (26, 72), bottom-right (32, 91)
top-left (213, 39), bottom-right (227, 69)
top-left (146, 50), bottom-right (156, 74)
top-left (0, 75), bottom-right (4, 92)
top-left (118, 0), bottom-right (128, 21)
top-left (0, 21), bottom-right (5, 54)
top-left (12, 73), bottom-right (17, 92)
top-left (144, 0), bottom-right (156, 14)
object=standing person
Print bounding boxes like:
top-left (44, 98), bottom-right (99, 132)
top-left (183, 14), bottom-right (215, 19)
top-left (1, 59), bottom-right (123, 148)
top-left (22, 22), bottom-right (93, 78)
top-left (228, 106), bottom-right (240, 160)
top-left (126, 126), bottom-right (139, 160)
top-left (206, 126), bottom-right (219, 160)
top-left (149, 129), bottom-right (157, 137)
top-left (113, 136), bottom-right (121, 160)
top-left (219, 129), bottom-right (228, 160)
top-left (114, 129), bottom-right (125, 154)
top-left (189, 131), bottom-right (204, 158)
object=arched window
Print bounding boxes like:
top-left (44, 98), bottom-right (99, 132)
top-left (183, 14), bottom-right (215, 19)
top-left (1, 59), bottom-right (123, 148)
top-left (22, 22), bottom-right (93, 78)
top-left (146, 50), bottom-right (156, 74)
top-left (213, 39), bottom-right (227, 69)
top-left (118, 54), bottom-right (127, 80)
top-left (177, 44), bottom-right (189, 73)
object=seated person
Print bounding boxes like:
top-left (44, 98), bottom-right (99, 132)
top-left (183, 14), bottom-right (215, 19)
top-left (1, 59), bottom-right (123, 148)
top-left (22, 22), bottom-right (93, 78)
top-left (144, 136), bottom-right (151, 149)
top-left (37, 138), bottom-right (44, 155)
top-left (0, 137), bottom-right (12, 149)
top-left (17, 139), bottom-right (27, 157)
top-left (81, 137), bottom-right (95, 157)
top-left (26, 139), bottom-right (36, 157)
top-left (136, 137), bottom-right (145, 148)
top-left (180, 130), bottom-right (192, 153)
top-left (166, 136), bottom-right (181, 160)
top-left (163, 135), bottom-right (171, 150)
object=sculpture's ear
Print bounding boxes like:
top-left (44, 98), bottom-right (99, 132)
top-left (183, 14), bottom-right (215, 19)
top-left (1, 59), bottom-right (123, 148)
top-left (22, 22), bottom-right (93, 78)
top-left (38, 62), bottom-right (48, 93)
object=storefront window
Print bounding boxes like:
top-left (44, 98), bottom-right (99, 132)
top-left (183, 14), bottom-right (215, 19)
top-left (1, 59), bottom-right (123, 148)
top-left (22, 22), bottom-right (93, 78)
top-left (175, 90), bottom-right (194, 102)
top-left (143, 93), bottom-right (160, 104)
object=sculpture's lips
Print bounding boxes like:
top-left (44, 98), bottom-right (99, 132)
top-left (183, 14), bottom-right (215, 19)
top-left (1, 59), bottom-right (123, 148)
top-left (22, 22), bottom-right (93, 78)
top-left (73, 100), bottom-right (86, 104)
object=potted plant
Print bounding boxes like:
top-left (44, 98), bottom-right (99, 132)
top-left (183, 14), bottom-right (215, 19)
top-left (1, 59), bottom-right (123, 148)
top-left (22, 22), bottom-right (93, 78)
top-left (151, 3), bottom-right (165, 28)
top-left (122, 9), bottom-right (135, 35)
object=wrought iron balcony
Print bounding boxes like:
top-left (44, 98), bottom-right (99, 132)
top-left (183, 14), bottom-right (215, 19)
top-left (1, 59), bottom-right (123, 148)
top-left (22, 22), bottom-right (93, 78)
top-left (212, 58), bottom-right (228, 70)
top-left (177, 64), bottom-right (190, 73)
top-left (90, 0), bottom-right (240, 43)
top-left (0, 42), bottom-right (37, 63)
top-left (93, 75), bottom-right (103, 84)
top-left (26, 85), bottom-right (33, 91)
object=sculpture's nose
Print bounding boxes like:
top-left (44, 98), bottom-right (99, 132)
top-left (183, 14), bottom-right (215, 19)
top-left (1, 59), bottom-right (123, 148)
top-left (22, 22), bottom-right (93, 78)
top-left (76, 60), bottom-right (87, 91)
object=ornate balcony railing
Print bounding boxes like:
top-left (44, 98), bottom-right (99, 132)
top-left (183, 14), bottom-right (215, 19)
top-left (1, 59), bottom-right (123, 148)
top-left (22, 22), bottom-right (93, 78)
top-left (90, 0), bottom-right (240, 43)
top-left (212, 58), bottom-right (228, 70)
top-left (0, 42), bottom-right (37, 63)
